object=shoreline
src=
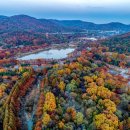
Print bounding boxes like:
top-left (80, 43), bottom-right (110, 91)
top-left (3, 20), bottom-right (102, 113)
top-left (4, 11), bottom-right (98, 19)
top-left (17, 46), bottom-right (51, 58)
top-left (16, 45), bottom-right (76, 59)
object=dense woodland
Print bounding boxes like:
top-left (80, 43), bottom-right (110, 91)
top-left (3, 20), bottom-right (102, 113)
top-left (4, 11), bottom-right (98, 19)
top-left (0, 19), bottom-right (130, 130)
top-left (34, 52), bottom-right (130, 130)
top-left (0, 41), bottom-right (130, 130)
top-left (101, 32), bottom-right (130, 55)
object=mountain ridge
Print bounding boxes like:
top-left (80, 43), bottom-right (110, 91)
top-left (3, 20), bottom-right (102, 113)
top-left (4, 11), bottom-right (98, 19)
top-left (0, 14), bottom-right (130, 33)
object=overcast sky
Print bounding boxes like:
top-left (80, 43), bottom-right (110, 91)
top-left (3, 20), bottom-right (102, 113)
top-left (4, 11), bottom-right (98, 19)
top-left (0, 0), bottom-right (130, 24)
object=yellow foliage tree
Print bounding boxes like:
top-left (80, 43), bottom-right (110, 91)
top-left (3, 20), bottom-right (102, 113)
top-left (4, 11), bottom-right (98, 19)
top-left (57, 69), bottom-right (64, 75)
top-left (86, 85), bottom-right (112, 99)
top-left (65, 68), bottom-right (71, 75)
top-left (96, 78), bottom-right (104, 86)
top-left (42, 113), bottom-right (51, 126)
top-left (58, 121), bottom-right (65, 129)
top-left (58, 81), bottom-right (66, 91)
top-left (43, 92), bottom-right (56, 112)
top-left (94, 113), bottom-right (119, 130)
top-left (99, 99), bottom-right (116, 113)
top-left (97, 86), bottom-right (112, 99)
top-left (84, 76), bottom-right (93, 83)
top-left (67, 107), bottom-right (76, 120)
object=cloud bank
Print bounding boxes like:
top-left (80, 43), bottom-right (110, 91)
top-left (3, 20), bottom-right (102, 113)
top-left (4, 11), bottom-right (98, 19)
top-left (0, 0), bottom-right (130, 23)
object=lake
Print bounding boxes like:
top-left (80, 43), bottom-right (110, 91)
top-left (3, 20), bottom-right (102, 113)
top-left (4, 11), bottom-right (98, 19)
top-left (18, 48), bottom-right (75, 60)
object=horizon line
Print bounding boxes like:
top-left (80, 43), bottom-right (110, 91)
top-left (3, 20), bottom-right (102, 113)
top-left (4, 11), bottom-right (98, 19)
top-left (0, 14), bottom-right (130, 25)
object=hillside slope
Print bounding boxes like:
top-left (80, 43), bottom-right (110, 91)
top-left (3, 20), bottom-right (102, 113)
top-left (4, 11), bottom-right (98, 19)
top-left (101, 32), bottom-right (130, 55)
top-left (0, 15), bottom-right (130, 33)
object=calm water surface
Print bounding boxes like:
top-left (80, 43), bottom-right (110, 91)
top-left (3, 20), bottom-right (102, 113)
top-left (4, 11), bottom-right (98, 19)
top-left (18, 48), bottom-right (75, 60)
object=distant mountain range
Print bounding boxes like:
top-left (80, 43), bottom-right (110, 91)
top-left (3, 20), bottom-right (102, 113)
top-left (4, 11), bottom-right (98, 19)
top-left (0, 14), bottom-right (130, 48)
top-left (0, 15), bottom-right (130, 33)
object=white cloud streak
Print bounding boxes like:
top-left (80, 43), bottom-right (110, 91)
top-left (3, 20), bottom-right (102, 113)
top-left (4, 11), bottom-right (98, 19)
top-left (1, 0), bottom-right (130, 7)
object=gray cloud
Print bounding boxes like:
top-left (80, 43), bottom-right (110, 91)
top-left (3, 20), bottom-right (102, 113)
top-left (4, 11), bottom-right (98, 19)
top-left (0, 0), bottom-right (130, 24)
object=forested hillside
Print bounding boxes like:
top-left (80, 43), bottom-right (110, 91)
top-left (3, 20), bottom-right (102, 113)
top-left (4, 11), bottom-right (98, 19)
top-left (101, 32), bottom-right (130, 55)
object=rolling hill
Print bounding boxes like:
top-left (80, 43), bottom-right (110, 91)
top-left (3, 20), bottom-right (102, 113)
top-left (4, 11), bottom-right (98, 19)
top-left (101, 32), bottom-right (130, 55)
top-left (0, 15), bottom-right (130, 33)
top-left (0, 15), bottom-right (130, 48)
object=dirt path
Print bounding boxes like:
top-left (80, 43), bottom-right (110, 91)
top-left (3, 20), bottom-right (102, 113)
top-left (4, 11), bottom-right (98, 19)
top-left (19, 76), bottom-right (41, 130)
